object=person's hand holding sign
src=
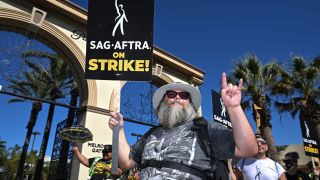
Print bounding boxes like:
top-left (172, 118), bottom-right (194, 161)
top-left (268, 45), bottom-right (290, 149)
top-left (221, 72), bottom-right (243, 110)
top-left (109, 112), bottom-right (124, 130)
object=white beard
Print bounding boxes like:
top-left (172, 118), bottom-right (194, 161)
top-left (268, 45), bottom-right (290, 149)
top-left (157, 99), bottom-right (197, 128)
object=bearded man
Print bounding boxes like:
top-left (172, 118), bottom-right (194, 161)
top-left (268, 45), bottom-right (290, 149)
top-left (109, 73), bottom-right (257, 179)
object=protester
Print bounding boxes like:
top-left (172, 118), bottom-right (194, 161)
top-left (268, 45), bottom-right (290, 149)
top-left (307, 161), bottom-right (320, 180)
top-left (108, 73), bottom-right (257, 179)
top-left (236, 134), bottom-right (286, 179)
top-left (73, 144), bottom-right (122, 180)
top-left (284, 152), bottom-right (310, 180)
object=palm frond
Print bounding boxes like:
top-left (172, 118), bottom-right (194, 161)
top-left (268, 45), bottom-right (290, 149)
top-left (240, 100), bottom-right (251, 111)
top-left (274, 101), bottom-right (293, 113)
top-left (305, 67), bottom-right (319, 80)
top-left (246, 54), bottom-right (261, 75)
top-left (311, 55), bottom-right (320, 68)
top-left (8, 98), bottom-right (26, 103)
top-left (292, 56), bottom-right (306, 73)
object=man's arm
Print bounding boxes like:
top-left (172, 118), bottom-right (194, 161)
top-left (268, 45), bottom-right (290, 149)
top-left (279, 172), bottom-right (287, 180)
top-left (221, 73), bottom-right (258, 157)
top-left (73, 146), bottom-right (90, 167)
top-left (109, 112), bottom-right (136, 170)
top-left (102, 166), bottom-right (123, 176)
top-left (228, 159), bottom-right (237, 180)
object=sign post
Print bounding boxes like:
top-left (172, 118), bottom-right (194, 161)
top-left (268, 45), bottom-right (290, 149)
top-left (111, 113), bottom-right (120, 175)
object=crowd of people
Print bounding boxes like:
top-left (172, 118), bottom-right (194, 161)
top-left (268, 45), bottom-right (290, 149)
top-left (72, 73), bottom-right (318, 180)
top-left (228, 135), bottom-right (319, 180)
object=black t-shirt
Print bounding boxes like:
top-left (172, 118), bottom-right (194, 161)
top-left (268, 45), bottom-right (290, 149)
top-left (88, 158), bottom-right (112, 180)
top-left (130, 120), bottom-right (235, 179)
top-left (285, 171), bottom-right (311, 180)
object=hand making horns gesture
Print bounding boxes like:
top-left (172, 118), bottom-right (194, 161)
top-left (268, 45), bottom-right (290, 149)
top-left (221, 72), bottom-right (243, 110)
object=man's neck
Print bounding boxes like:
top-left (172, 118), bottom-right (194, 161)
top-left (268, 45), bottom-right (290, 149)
top-left (254, 153), bottom-right (267, 160)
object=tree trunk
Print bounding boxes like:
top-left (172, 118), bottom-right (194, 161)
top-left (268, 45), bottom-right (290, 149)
top-left (260, 126), bottom-right (280, 162)
top-left (16, 101), bottom-right (42, 180)
top-left (254, 97), bottom-right (280, 163)
top-left (34, 103), bottom-right (56, 180)
top-left (56, 86), bottom-right (79, 179)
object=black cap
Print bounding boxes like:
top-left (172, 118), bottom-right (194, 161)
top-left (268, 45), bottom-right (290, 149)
top-left (285, 151), bottom-right (299, 160)
top-left (102, 144), bottom-right (112, 153)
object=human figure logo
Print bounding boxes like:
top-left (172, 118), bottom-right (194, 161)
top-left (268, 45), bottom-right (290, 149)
top-left (220, 98), bottom-right (226, 117)
top-left (112, 0), bottom-right (128, 37)
top-left (255, 165), bottom-right (261, 180)
top-left (304, 121), bottom-right (310, 138)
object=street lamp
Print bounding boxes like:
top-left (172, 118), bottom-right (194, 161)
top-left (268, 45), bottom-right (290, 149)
top-left (31, 131), bottom-right (41, 152)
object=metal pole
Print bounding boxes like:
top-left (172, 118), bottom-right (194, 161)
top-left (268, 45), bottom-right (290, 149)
top-left (31, 132), bottom-right (41, 152)
top-left (111, 113), bottom-right (120, 176)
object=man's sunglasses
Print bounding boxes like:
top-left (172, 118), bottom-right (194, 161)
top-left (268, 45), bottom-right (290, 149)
top-left (283, 159), bottom-right (297, 164)
top-left (166, 91), bottom-right (190, 100)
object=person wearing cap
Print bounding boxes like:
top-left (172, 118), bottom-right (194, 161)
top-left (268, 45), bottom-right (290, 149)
top-left (284, 152), bottom-right (310, 180)
top-left (236, 135), bottom-right (286, 180)
top-left (109, 73), bottom-right (257, 179)
top-left (73, 144), bottom-right (122, 180)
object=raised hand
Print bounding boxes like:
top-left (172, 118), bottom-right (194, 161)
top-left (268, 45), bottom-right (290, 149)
top-left (72, 145), bottom-right (78, 152)
top-left (108, 112), bottom-right (124, 130)
top-left (221, 72), bottom-right (243, 109)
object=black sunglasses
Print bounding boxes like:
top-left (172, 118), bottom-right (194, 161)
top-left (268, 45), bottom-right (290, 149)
top-left (166, 91), bottom-right (190, 100)
top-left (283, 159), bottom-right (297, 163)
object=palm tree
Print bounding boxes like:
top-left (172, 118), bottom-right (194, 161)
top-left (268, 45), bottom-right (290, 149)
top-left (56, 81), bottom-right (79, 178)
top-left (5, 144), bottom-right (22, 179)
top-left (0, 138), bottom-right (7, 167)
top-left (229, 53), bottom-right (282, 162)
top-left (273, 55), bottom-right (320, 142)
top-left (8, 144), bottom-right (22, 159)
top-left (6, 50), bottom-right (73, 179)
top-left (6, 62), bottom-right (49, 179)
top-left (20, 51), bottom-right (74, 180)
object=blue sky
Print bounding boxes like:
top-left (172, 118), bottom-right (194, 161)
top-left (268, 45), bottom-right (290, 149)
top-left (1, 0), bottom-right (320, 157)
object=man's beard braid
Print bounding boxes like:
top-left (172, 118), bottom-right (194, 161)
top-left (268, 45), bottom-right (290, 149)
top-left (157, 99), bottom-right (197, 128)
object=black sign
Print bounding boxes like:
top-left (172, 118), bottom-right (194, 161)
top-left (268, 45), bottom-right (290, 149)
top-left (300, 119), bottom-right (319, 157)
top-left (212, 90), bottom-right (232, 128)
top-left (85, 0), bottom-right (154, 81)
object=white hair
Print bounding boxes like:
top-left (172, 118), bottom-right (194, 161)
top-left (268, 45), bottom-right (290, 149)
top-left (157, 99), bottom-right (197, 128)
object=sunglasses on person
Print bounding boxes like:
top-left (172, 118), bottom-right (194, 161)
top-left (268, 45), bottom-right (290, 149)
top-left (257, 139), bottom-right (267, 145)
top-left (283, 159), bottom-right (298, 164)
top-left (102, 151), bottom-right (112, 157)
top-left (166, 91), bottom-right (190, 100)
